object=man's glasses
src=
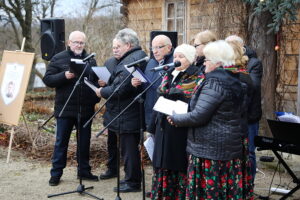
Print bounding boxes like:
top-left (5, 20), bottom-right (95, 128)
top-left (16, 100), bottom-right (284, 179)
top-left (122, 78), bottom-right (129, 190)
top-left (71, 41), bottom-right (85, 46)
top-left (150, 45), bottom-right (167, 51)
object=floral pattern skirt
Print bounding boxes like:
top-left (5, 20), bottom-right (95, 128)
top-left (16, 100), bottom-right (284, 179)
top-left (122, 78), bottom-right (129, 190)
top-left (150, 168), bottom-right (187, 200)
top-left (186, 149), bottom-right (254, 200)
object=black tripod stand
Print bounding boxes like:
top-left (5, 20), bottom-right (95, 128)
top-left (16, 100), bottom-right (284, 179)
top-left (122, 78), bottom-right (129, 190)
top-left (84, 68), bottom-right (139, 200)
top-left (96, 69), bottom-right (167, 200)
top-left (48, 59), bottom-right (103, 200)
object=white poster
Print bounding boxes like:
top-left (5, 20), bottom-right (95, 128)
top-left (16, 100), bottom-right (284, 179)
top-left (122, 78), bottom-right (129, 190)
top-left (1, 63), bottom-right (24, 105)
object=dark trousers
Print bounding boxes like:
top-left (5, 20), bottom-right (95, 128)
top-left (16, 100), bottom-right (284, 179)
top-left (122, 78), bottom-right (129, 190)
top-left (248, 122), bottom-right (259, 183)
top-left (106, 130), bottom-right (141, 186)
top-left (50, 117), bottom-right (92, 177)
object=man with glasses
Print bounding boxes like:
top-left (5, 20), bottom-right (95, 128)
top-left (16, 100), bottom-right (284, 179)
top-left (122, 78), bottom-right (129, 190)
top-left (131, 34), bottom-right (174, 127)
top-left (43, 30), bottom-right (99, 186)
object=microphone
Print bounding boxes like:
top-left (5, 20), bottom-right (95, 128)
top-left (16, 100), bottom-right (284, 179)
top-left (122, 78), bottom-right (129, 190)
top-left (150, 61), bottom-right (181, 72)
top-left (83, 52), bottom-right (96, 62)
top-left (124, 56), bottom-right (149, 68)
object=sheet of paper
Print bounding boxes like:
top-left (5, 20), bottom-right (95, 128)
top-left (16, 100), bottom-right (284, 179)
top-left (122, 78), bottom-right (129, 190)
top-left (153, 96), bottom-right (188, 116)
top-left (84, 77), bottom-right (98, 92)
top-left (124, 66), bottom-right (149, 83)
top-left (92, 66), bottom-right (111, 83)
top-left (143, 136), bottom-right (154, 161)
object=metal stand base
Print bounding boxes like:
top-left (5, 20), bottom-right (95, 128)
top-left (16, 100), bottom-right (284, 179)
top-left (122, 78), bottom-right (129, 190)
top-left (48, 184), bottom-right (103, 200)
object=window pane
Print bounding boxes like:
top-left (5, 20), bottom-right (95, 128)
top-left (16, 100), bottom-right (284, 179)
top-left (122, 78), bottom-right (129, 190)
top-left (176, 19), bottom-right (183, 33)
top-left (167, 3), bottom-right (175, 18)
top-left (177, 2), bottom-right (184, 17)
top-left (178, 35), bottom-right (183, 45)
top-left (167, 19), bottom-right (174, 31)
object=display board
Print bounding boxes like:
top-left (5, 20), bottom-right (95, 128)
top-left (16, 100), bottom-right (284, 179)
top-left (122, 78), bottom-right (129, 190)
top-left (0, 51), bottom-right (35, 126)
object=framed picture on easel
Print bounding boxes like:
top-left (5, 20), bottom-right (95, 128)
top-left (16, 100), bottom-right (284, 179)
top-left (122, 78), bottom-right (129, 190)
top-left (0, 50), bottom-right (34, 126)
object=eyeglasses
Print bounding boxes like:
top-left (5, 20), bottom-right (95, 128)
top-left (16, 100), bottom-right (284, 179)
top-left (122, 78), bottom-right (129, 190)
top-left (150, 45), bottom-right (167, 51)
top-left (194, 43), bottom-right (208, 48)
top-left (71, 41), bottom-right (85, 46)
top-left (204, 59), bottom-right (211, 62)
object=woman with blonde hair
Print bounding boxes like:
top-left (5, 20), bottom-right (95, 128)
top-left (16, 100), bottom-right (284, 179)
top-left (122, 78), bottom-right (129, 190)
top-left (193, 30), bottom-right (217, 70)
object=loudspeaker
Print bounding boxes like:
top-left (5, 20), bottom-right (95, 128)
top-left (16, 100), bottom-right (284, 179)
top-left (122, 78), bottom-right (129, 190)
top-left (41, 18), bottom-right (65, 61)
top-left (150, 31), bottom-right (178, 58)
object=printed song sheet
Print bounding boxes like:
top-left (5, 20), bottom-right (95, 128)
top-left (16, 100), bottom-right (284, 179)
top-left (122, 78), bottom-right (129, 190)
top-left (153, 96), bottom-right (188, 116)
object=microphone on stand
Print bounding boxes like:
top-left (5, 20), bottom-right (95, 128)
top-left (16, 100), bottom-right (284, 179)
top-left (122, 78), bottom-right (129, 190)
top-left (83, 52), bottom-right (96, 62)
top-left (150, 61), bottom-right (181, 72)
top-left (124, 56), bottom-right (150, 68)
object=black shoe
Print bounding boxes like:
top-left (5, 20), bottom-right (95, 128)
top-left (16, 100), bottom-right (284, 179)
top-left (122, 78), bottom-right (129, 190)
top-left (99, 170), bottom-right (117, 180)
top-left (113, 183), bottom-right (141, 193)
top-left (77, 172), bottom-right (99, 181)
top-left (49, 176), bottom-right (60, 186)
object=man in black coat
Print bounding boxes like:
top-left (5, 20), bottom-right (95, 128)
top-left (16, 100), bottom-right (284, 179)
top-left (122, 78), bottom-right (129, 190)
top-left (131, 34), bottom-right (174, 127)
top-left (43, 31), bottom-right (100, 186)
top-left (226, 35), bottom-right (263, 183)
top-left (95, 28), bottom-right (147, 192)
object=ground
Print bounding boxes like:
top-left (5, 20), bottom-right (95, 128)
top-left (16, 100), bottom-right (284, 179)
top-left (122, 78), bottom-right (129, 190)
top-left (1, 145), bottom-right (300, 200)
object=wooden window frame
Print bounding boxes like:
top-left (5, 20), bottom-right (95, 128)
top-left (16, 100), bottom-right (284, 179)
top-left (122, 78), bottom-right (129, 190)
top-left (164, 0), bottom-right (186, 44)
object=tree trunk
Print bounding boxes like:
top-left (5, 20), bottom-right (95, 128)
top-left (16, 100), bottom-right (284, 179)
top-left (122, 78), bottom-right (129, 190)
top-left (23, 0), bottom-right (34, 52)
top-left (247, 7), bottom-right (277, 135)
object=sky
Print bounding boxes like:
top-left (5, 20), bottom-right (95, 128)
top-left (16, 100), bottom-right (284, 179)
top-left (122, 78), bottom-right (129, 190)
top-left (54, 0), bottom-right (120, 17)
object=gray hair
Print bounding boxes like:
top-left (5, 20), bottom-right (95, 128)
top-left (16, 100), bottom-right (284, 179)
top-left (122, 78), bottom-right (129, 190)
top-left (203, 40), bottom-right (235, 66)
top-left (114, 28), bottom-right (139, 47)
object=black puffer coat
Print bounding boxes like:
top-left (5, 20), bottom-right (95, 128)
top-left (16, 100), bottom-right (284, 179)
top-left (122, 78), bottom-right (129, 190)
top-left (245, 46), bottom-right (263, 123)
top-left (100, 47), bottom-right (147, 133)
top-left (171, 68), bottom-right (245, 161)
top-left (43, 48), bottom-right (99, 118)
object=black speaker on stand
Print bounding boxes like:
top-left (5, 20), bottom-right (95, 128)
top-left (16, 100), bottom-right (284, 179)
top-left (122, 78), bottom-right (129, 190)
top-left (150, 31), bottom-right (178, 58)
top-left (41, 18), bottom-right (65, 61)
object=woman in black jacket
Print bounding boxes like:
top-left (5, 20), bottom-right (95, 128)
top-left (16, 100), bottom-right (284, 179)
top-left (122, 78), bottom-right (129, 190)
top-left (168, 40), bottom-right (254, 200)
top-left (147, 44), bottom-right (202, 200)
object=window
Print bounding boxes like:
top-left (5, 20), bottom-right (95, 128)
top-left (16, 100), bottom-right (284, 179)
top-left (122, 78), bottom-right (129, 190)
top-left (165, 0), bottom-right (186, 44)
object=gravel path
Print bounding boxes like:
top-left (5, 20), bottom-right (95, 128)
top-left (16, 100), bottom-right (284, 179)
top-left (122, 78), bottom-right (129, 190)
top-left (1, 146), bottom-right (300, 200)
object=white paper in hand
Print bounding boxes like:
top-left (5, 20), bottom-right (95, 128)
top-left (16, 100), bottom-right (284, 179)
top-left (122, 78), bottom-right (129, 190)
top-left (92, 66), bottom-right (111, 83)
top-left (143, 136), bottom-right (154, 161)
top-left (124, 66), bottom-right (149, 83)
top-left (153, 96), bottom-right (188, 116)
top-left (84, 77), bottom-right (98, 92)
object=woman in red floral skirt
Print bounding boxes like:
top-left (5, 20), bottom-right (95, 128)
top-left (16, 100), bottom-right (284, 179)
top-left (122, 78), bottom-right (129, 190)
top-left (168, 40), bottom-right (254, 200)
top-left (147, 44), bottom-right (203, 200)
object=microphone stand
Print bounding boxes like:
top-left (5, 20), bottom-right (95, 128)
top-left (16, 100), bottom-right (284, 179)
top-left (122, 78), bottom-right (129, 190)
top-left (96, 70), bottom-right (166, 137)
top-left (48, 59), bottom-right (102, 200)
top-left (83, 67), bottom-right (137, 128)
top-left (96, 69), bottom-right (167, 200)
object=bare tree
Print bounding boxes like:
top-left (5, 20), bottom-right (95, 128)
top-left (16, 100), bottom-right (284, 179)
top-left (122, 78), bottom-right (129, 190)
top-left (0, 0), bottom-right (58, 52)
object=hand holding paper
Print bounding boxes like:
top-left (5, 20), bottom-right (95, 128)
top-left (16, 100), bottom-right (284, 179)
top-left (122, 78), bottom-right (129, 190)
top-left (92, 66), bottom-right (111, 83)
top-left (153, 96), bottom-right (188, 116)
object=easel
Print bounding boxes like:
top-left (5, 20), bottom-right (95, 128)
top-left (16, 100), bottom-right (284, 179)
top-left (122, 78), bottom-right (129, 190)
top-left (1, 37), bottom-right (35, 163)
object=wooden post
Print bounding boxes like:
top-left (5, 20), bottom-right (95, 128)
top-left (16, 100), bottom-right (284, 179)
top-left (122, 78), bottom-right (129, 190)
top-left (297, 48), bottom-right (300, 116)
top-left (6, 127), bottom-right (15, 163)
top-left (21, 37), bottom-right (26, 52)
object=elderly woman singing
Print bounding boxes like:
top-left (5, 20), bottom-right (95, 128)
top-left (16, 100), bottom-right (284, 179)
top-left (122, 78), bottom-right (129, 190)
top-left (168, 40), bottom-right (254, 200)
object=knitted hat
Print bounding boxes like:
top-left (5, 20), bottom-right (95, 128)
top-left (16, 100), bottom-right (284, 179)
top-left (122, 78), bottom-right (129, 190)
top-left (174, 44), bottom-right (196, 64)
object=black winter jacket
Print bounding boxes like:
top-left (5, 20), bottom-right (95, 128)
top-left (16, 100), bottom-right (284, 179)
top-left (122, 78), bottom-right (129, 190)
top-left (245, 46), bottom-right (263, 123)
top-left (100, 47), bottom-right (147, 133)
top-left (171, 68), bottom-right (244, 161)
top-left (143, 51), bottom-right (174, 126)
top-left (43, 48), bottom-right (99, 118)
